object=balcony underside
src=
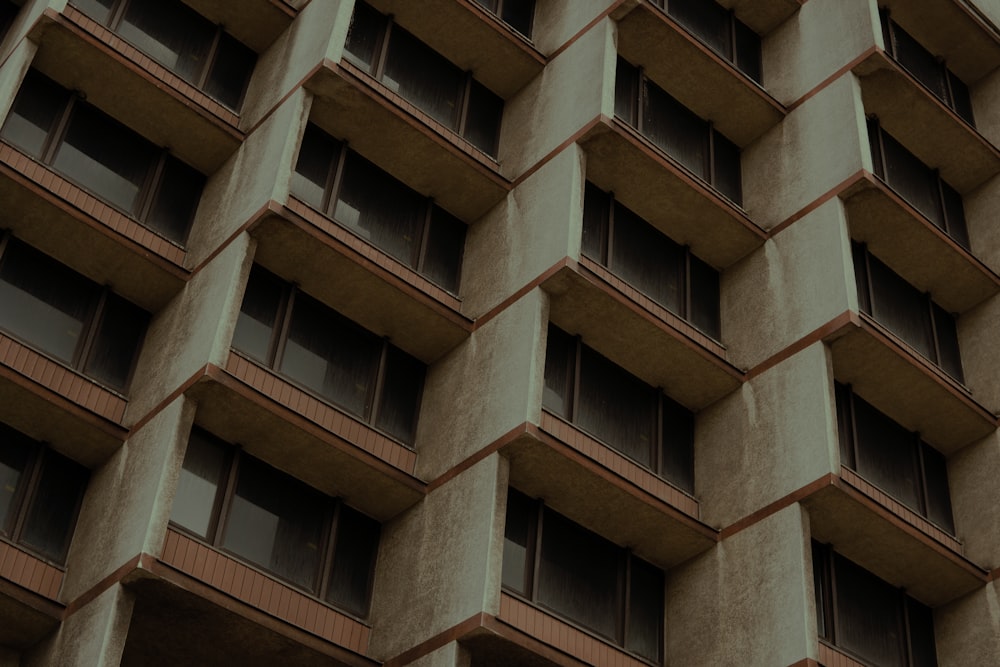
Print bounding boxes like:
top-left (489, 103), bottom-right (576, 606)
top-left (581, 120), bottom-right (766, 270)
top-left (180, 0), bottom-right (298, 54)
top-left (841, 176), bottom-right (1000, 314)
top-left (827, 317), bottom-right (996, 455)
top-left (186, 367), bottom-right (425, 522)
top-left (718, 0), bottom-right (804, 34)
top-left (251, 209), bottom-right (472, 364)
top-left (803, 480), bottom-right (986, 607)
top-left (30, 11), bottom-right (242, 175)
top-left (854, 54), bottom-right (1000, 194)
top-left (616, 3), bottom-right (785, 147)
top-left (543, 263), bottom-right (742, 411)
top-left (307, 63), bottom-right (511, 223)
top-left (362, 0), bottom-right (544, 99)
top-left (0, 579), bottom-right (62, 650)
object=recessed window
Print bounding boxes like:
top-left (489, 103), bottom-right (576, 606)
top-left (0, 236), bottom-right (149, 393)
top-left (543, 325), bottom-right (694, 493)
top-left (835, 383), bottom-right (954, 533)
top-left (291, 123), bottom-right (466, 293)
top-left (615, 58), bottom-right (742, 205)
top-left (813, 542), bottom-right (938, 667)
top-left (344, 1), bottom-right (504, 156)
top-left (472, 0), bottom-right (535, 38)
top-left (583, 182), bottom-right (720, 338)
top-left (651, 0), bottom-right (761, 82)
top-left (70, 0), bottom-right (256, 110)
top-left (0, 423), bottom-right (89, 564)
top-left (232, 266), bottom-right (426, 445)
top-left (880, 11), bottom-right (974, 125)
top-left (502, 489), bottom-right (664, 662)
top-left (852, 242), bottom-right (963, 382)
top-left (0, 70), bottom-right (205, 246)
top-left (867, 117), bottom-right (969, 250)
top-left (170, 429), bottom-right (381, 617)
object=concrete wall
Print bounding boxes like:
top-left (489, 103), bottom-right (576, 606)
top-left (743, 73), bottom-right (870, 230)
top-left (406, 642), bottom-right (470, 667)
top-left (499, 16), bottom-right (613, 179)
top-left (532, 0), bottom-right (613, 56)
top-left (964, 173), bottom-right (1000, 276)
top-left (367, 454), bottom-right (506, 661)
top-left (0, 34), bottom-right (34, 125)
top-left (60, 398), bottom-right (194, 602)
top-left (955, 293), bottom-right (1000, 414)
top-left (936, 581), bottom-right (1000, 667)
top-left (125, 235), bottom-right (252, 422)
top-left (723, 198), bottom-right (857, 371)
top-left (971, 68), bottom-right (1000, 150)
top-left (666, 504), bottom-right (816, 666)
top-left (697, 343), bottom-right (838, 528)
top-left (241, 0), bottom-right (350, 130)
top-left (948, 432), bottom-right (1000, 569)
top-left (461, 144), bottom-right (583, 317)
top-left (0, 0), bottom-right (61, 67)
top-left (416, 289), bottom-right (546, 480)
top-left (763, 0), bottom-right (879, 105)
top-left (23, 586), bottom-right (132, 667)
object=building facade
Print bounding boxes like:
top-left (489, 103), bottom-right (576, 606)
top-left (0, 0), bottom-right (999, 665)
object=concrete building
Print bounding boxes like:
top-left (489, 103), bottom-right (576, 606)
top-left (0, 0), bottom-right (999, 665)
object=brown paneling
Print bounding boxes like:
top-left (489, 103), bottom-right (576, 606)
top-left (0, 540), bottom-right (63, 600)
top-left (817, 642), bottom-right (867, 667)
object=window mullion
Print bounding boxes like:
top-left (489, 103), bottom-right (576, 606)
top-left (683, 248), bottom-right (692, 321)
top-left (655, 392), bottom-right (664, 477)
top-left (211, 451), bottom-right (242, 547)
top-left (8, 446), bottom-right (43, 543)
top-left (457, 74), bottom-right (473, 136)
top-left (270, 286), bottom-right (297, 370)
top-left (317, 501), bottom-right (341, 599)
top-left (199, 26), bottom-right (224, 89)
top-left (570, 337), bottom-right (582, 423)
top-left (75, 288), bottom-right (107, 371)
top-left (41, 95), bottom-right (77, 166)
top-left (847, 388), bottom-right (861, 471)
top-left (898, 588), bottom-right (912, 666)
top-left (637, 67), bottom-right (647, 134)
top-left (108, 0), bottom-right (130, 30)
top-left (135, 151), bottom-right (167, 221)
top-left (324, 143), bottom-right (349, 218)
top-left (915, 433), bottom-right (931, 518)
top-left (368, 339), bottom-right (390, 424)
top-left (529, 500), bottom-right (543, 600)
top-left (926, 293), bottom-right (942, 365)
top-left (862, 245), bottom-right (875, 316)
top-left (621, 551), bottom-right (632, 646)
top-left (606, 195), bottom-right (616, 269)
top-left (415, 200), bottom-right (433, 273)
top-left (374, 18), bottom-right (393, 80)
top-left (826, 546), bottom-right (840, 644)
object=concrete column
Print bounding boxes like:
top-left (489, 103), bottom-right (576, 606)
top-left (23, 586), bottom-right (133, 667)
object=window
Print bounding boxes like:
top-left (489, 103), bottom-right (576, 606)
top-left (583, 183), bottom-right (720, 338)
top-left (0, 423), bottom-right (89, 565)
top-left (879, 11), bottom-right (974, 125)
top-left (291, 122), bottom-right (466, 293)
top-left (170, 429), bottom-right (381, 617)
top-left (0, 70), bottom-right (205, 245)
top-left (70, 0), bottom-right (256, 110)
top-left (543, 325), bottom-right (694, 493)
top-left (232, 266), bottom-right (426, 445)
top-left (472, 0), bottom-right (535, 38)
top-left (813, 542), bottom-right (938, 667)
top-left (867, 117), bottom-right (969, 250)
top-left (615, 58), bottom-right (742, 205)
top-left (0, 235), bottom-right (149, 393)
top-left (343, 1), bottom-right (504, 156)
top-left (835, 383), bottom-right (954, 533)
top-left (502, 489), bottom-right (664, 662)
top-left (651, 0), bottom-right (761, 82)
top-left (852, 242), bottom-right (963, 382)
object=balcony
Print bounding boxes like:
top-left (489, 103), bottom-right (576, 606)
top-left (0, 541), bottom-right (64, 649)
top-left (614, 2), bottom-right (786, 148)
top-left (177, 0), bottom-right (302, 54)
top-left (361, 0), bottom-right (544, 99)
top-left (715, 0), bottom-right (804, 35)
top-left (26, 9), bottom-right (242, 176)
top-left (580, 118), bottom-right (767, 270)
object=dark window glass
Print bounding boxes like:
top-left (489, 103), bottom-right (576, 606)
top-left (291, 125), bottom-right (467, 291)
top-left (834, 553), bottom-right (907, 667)
top-left (0, 238), bottom-right (147, 392)
top-left (500, 0), bottom-right (534, 37)
top-left (668, 0), bottom-right (731, 58)
top-left (170, 430), bottom-right (229, 539)
top-left (83, 295), bottom-right (148, 391)
top-left (544, 326), bottom-right (695, 493)
top-left (581, 184), bottom-right (722, 339)
top-left (907, 598), bottom-right (939, 667)
top-left (931, 302), bottom-right (963, 382)
top-left (645, 82), bottom-right (708, 180)
top-left (812, 542), bottom-right (830, 639)
top-left (74, 0), bottom-right (256, 111)
top-left (614, 59), bottom-right (639, 127)
top-left (940, 182), bottom-right (969, 249)
top-left (713, 132), bottom-right (742, 204)
top-left (921, 443), bottom-right (954, 533)
top-left (327, 506), bottom-right (380, 616)
top-left (627, 556), bottom-right (664, 662)
top-left (146, 158), bottom-right (205, 244)
top-left (280, 292), bottom-right (381, 418)
top-left (890, 22), bottom-right (947, 101)
top-left (204, 33), bottom-right (256, 110)
top-left (223, 456), bottom-right (327, 590)
top-left (868, 253), bottom-right (934, 360)
top-left (0, 423), bottom-right (88, 565)
top-left (172, 430), bottom-right (381, 617)
top-left (734, 20), bottom-right (762, 83)
top-left (20, 452), bottom-right (88, 562)
top-left (538, 507), bottom-right (622, 641)
top-left (947, 72), bottom-right (975, 125)
top-left (346, 2), bottom-right (503, 156)
top-left (881, 132), bottom-right (943, 229)
top-left (0, 70), bottom-right (68, 157)
top-left (504, 491), bottom-right (665, 660)
top-left (232, 267), bottom-right (427, 445)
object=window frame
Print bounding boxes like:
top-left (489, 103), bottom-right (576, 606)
top-left (472, 0), bottom-right (536, 38)
top-left (343, 1), bottom-right (504, 156)
top-left (232, 266), bottom-right (426, 446)
top-left (834, 383), bottom-right (955, 533)
top-left (812, 541), bottom-right (939, 667)
top-left (502, 489), bottom-right (665, 663)
top-left (168, 429), bottom-right (381, 619)
top-left (0, 423), bottom-right (89, 566)
top-left (0, 233), bottom-right (149, 393)
top-left (69, 0), bottom-right (256, 111)
top-left (543, 325), bottom-right (695, 493)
